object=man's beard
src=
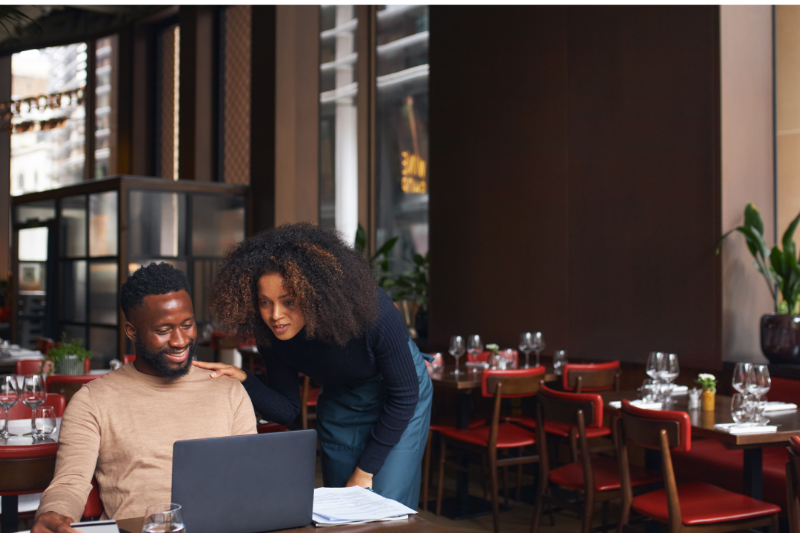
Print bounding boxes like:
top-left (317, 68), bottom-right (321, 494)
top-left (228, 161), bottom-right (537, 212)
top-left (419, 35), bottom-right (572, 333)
top-left (134, 335), bottom-right (195, 380)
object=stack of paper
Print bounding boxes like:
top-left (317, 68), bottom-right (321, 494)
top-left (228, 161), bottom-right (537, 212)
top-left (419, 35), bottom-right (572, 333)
top-left (312, 486), bottom-right (417, 527)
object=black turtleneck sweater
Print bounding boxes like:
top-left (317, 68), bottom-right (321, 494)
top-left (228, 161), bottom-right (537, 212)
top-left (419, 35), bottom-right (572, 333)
top-left (241, 289), bottom-right (419, 475)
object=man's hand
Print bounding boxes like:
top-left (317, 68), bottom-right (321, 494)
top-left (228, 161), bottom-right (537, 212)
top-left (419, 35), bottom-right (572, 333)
top-left (345, 466), bottom-right (374, 489)
top-left (32, 511), bottom-right (77, 533)
top-left (192, 361), bottom-right (247, 383)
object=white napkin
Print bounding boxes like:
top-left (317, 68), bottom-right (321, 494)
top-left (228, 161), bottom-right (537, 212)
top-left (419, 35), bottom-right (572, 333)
top-left (609, 400), bottom-right (662, 410)
top-left (670, 385), bottom-right (688, 394)
top-left (763, 401), bottom-right (798, 412)
top-left (714, 423), bottom-right (778, 435)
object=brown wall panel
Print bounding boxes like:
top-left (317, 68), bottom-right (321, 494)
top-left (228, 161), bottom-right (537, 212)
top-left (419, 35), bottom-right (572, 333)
top-left (428, 6), bottom-right (570, 353)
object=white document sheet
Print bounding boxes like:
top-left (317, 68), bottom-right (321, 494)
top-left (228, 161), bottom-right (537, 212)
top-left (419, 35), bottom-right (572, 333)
top-left (312, 486), bottom-right (417, 523)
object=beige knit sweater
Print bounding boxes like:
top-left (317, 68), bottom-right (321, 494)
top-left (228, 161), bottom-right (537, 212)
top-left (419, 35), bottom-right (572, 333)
top-left (36, 363), bottom-right (257, 521)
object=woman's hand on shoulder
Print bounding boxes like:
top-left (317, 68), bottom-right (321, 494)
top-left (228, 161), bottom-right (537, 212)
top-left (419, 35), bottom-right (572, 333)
top-left (191, 361), bottom-right (248, 383)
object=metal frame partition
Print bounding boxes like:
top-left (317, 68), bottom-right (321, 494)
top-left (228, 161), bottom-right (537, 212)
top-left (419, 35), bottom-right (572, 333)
top-left (11, 175), bottom-right (250, 367)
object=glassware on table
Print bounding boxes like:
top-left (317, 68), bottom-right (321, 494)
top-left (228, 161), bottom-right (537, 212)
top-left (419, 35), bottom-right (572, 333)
top-left (641, 378), bottom-right (659, 403)
top-left (752, 395), bottom-right (769, 426)
top-left (0, 375), bottom-right (20, 438)
top-left (658, 353), bottom-right (679, 402)
top-left (449, 336), bottom-right (466, 376)
top-left (732, 362), bottom-right (752, 395)
top-left (731, 393), bottom-right (750, 425)
top-left (21, 374), bottom-right (47, 437)
top-left (519, 333), bottom-right (535, 369)
top-left (688, 388), bottom-right (702, 410)
top-left (142, 503), bottom-right (185, 533)
top-left (646, 352), bottom-right (663, 381)
top-left (530, 332), bottom-right (545, 368)
top-left (34, 406), bottom-right (56, 439)
top-left (466, 334), bottom-right (483, 374)
top-left (553, 350), bottom-right (568, 376)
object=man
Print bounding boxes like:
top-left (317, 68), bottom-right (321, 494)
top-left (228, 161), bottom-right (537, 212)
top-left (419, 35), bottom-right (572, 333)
top-left (33, 262), bottom-right (256, 533)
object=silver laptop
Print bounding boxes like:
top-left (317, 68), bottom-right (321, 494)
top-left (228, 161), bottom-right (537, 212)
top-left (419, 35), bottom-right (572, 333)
top-left (172, 430), bottom-right (317, 533)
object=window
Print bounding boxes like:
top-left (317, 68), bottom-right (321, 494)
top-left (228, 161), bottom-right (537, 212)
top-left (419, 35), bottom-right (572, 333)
top-left (94, 36), bottom-right (117, 179)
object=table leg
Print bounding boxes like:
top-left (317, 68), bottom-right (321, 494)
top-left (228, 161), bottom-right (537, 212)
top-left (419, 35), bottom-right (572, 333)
top-left (743, 448), bottom-right (763, 500)
top-left (1, 494), bottom-right (18, 533)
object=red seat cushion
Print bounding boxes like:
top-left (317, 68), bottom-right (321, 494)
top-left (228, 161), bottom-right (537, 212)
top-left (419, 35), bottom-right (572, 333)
top-left (550, 455), bottom-right (661, 492)
top-left (307, 387), bottom-right (320, 407)
top-left (503, 416), bottom-right (612, 438)
top-left (633, 482), bottom-right (780, 525)
top-left (430, 419), bottom-right (485, 432)
top-left (439, 423), bottom-right (536, 448)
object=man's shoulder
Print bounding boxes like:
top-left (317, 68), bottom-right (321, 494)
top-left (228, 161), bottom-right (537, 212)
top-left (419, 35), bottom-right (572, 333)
top-left (186, 366), bottom-right (247, 393)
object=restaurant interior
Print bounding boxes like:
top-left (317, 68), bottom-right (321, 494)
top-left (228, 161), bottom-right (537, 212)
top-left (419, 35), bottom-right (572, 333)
top-left (3, 3), bottom-right (800, 533)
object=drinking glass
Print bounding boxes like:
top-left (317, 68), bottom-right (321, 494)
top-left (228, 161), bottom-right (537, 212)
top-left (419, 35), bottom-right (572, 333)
top-left (531, 332), bottom-right (545, 368)
top-left (553, 350), bottom-right (568, 376)
top-left (21, 374), bottom-right (46, 437)
top-left (752, 395), bottom-right (769, 426)
top-left (466, 334), bottom-right (483, 374)
top-left (519, 333), bottom-right (534, 369)
top-left (142, 503), bottom-right (185, 533)
top-left (641, 378), bottom-right (659, 403)
top-left (0, 375), bottom-right (20, 438)
top-left (749, 365), bottom-right (771, 400)
top-left (732, 362), bottom-right (752, 394)
top-left (731, 393), bottom-right (750, 425)
top-left (34, 406), bottom-right (56, 439)
top-left (646, 352), bottom-right (663, 381)
top-left (449, 336), bottom-right (466, 376)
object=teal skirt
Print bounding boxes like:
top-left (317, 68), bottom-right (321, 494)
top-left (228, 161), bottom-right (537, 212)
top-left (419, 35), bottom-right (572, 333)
top-left (315, 338), bottom-right (433, 509)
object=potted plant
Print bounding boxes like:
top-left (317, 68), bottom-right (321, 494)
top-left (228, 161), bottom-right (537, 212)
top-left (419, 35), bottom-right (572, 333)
top-left (696, 373), bottom-right (717, 411)
top-left (720, 203), bottom-right (800, 363)
top-left (46, 333), bottom-right (92, 375)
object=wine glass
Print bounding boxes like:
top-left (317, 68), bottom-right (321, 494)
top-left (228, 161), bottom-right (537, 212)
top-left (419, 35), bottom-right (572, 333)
top-left (21, 374), bottom-right (46, 437)
top-left (531, 332), bottom-right (545, 367)
top-left (641, 378), bottom-right (658, 403)
top-left (748, 365), bottom-right (771, 423)
top-left (449, 336), bottom-right (466, 376)
top-left (467, 335), bottom-right (483, 374)
top-left (658, 353), bottom-right (679, 402)
top-left (646, 352), bottom-right (663, 381)
top-left (142, 503), bottom-right (184, 533)
top-left (732, 362), bottom-right (752, 394)
top-left (519, 333), bottom-right (535, 369)
top-left (34, 406), bottom-right (56, 439)
top-left (553, 350), bottom-right (568, 376)
top-left (0, 375), bottom-right (20, 438)
top-left (731, 393), bottom-right (750, 425)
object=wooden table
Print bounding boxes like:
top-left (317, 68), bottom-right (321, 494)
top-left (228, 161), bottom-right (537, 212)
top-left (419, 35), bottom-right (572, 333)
top-left (117, 514), bottom-right (451, 533)
top-left (600, 390), bottom-right (800, 500)
top-left (428, 366), bottom-right (557, 519)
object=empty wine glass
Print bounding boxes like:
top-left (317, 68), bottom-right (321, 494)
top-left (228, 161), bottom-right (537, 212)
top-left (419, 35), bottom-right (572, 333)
top-left (641, 378), bottom-right (658, 403)
top-left (34, 406), bottom-right (56, 439)
top-left (21, 374), bottom-right (46, 437)
top-left (732, 362), bottom-right (752, 394)
top-left (749, 365), bottom-right (771, 399)
top-left (553, 350), bottom-right (568, 376)
top-left (142, 503), bottom-right (184, 533)
top-left (646, 352), bottom-right (663, 381)
top-left (731, 393), bottom-right (750, 425)
top-left (467, 335), bottom-right (483, 374)
top-left (519, 333), bottom-right (535, 369)
top-left (0, 375), bottom-right (20, 438)
top-left (752, 394), bottom-right (769, 426)
top-left (449, 336), bottom-right (466, 376)
top-left (531, 332), bottom-right (545, 367)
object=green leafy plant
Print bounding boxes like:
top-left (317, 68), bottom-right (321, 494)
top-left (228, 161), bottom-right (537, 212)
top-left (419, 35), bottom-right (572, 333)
top-left (719, 203), bottom-right (800, 314)
top-left (696, 373), bottom-right (717, 393)
top-left (45, 333), bottom-right (92, 376)
top-left (391, 252), bottom-right (429, 311)
top-left (355, 223), bottom-right (398, 291)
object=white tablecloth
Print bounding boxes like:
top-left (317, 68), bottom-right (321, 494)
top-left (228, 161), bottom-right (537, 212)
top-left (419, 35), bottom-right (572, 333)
top-left (1, 417), bottom-right (62, 444)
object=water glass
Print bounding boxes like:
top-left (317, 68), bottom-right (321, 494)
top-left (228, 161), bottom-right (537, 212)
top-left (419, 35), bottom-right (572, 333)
top-left (0, 375), bottom-right (20, 438)
top-left (21, 374), bottom-right (47, 436)
top-left (449, 336), bottom-right (466, 376)
top-left (142, 503), bottom-right (184, 533)
top-left (646, 352), bottom-right (663, 381)
top-left (34, 406), bottom-right (56, 439)
top-left (553, 350), bottom-right (568, 376)
top-left (467, 334), bottom-right (483, 374)
top-left (688, 388), bottom-right (702, 410)
top-left (731, 393), bottom-right (750, 424)
top-left (749, 365), bottom-right (771, 401)
top-left (732, 362), bottom-right (752, 394)
top-left (531, 332), bottom-right (545, 368)
top-left (641, 378), bottom-right (659, 403)
top-left (752, 396), bottom-right (769, 426)
top-left (519, 333), bottom-right (534, 369)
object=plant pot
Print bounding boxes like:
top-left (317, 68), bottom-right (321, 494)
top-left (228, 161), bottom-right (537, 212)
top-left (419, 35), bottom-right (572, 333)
top-left (701, 389), bottom-right (715, 411)
top-left (56, 354), bottom-right (83, 375)
top-left (760, 314), bottom-right (800, 363)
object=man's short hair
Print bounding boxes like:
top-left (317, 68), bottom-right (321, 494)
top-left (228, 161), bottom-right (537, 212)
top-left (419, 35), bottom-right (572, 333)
top-left (120, 262), bottom-right (191, 318)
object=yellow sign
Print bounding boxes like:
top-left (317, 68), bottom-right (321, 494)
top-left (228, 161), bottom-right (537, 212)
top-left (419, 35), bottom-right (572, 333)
top-left (401, 151), bottom-right (427, 194)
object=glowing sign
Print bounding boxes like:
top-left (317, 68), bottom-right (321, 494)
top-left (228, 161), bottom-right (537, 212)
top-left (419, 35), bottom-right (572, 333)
top-left (401, 151), bottom-right (427, 194)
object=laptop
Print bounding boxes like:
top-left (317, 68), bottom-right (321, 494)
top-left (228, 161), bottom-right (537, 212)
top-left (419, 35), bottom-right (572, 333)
top-left (172, 429), bottom-right (317, 533)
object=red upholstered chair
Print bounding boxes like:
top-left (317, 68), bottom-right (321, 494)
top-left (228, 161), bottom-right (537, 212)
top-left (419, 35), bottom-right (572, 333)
top-left (122, 354), bottom-right (136, 364)
top-left (35, 338), bottom-right (56, 355)
top-left (531, 387), bottom-right (661, 533)
top-left (436, 368), bottom-right (544, 533)
top-left (83, 477), bottom-right (104, 520)
top-left (467, 350), bottom-right (491, 364)
top-left (16, 359), bottom-right (54, 376)
top-left (46, 374), bottom-right (100, 403)
top-left (300, 375), bottom-right (320, 430)
top-left (562, 361), bottom-right (621, 393)
top-left (0, 441), bottom-right (59, 532)
top-left (7, 393), bottom-right (66, 419)
top-left (616, 400), bottom-right (780, 533)
top-left (257, 421), bottom-right (288, 434)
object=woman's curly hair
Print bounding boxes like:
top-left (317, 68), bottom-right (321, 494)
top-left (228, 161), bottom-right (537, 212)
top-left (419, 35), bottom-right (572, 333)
top-left (211, 222), bottom-right (378, 347)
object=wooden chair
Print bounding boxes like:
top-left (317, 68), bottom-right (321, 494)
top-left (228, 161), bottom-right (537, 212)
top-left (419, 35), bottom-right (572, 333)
top-left (436, 368), bottom-right (545, 533)
top-left (0, 441), bottom-right (59, 533)
top-left (532, 386), bottom-right (661, 533)
top-left (300, 375), bottom-right (320, 430)
top-left (15, 359), bottom-right (54, 376)
top-left (562, 361), bottom-right (621, 393)
top-left (616, 399), bottom-right (780, 533)
top-left (787, 435), bottom-right (800, 533)
top-left (45, 374), bottom-right (100, 403)
top-left (35, 337), bottom-right (55, 355)
top-left (122, 354), bottom-right (136, 364)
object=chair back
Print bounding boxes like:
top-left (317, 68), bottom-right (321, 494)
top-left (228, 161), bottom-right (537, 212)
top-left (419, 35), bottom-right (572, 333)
top-left (538, 384), bottom-right (604, 429)
top-left (35, 338), bottom-right (55, 355)
top-left (787, 436), bottom-right (800, 533)
top-left (7, 393), bottom-right (66, 419)
top-left (46, 374), bottom-right (100, 403)
top-left (16, 359), bottom-right (54, 376)
top-left (257, 421), bottom-right (289, 434)
top-left (562, 360), bottom-right (620, 392)
top-left (481, 367), bottom-right (546, 399)
top-left (497, 349), bottom-right (518, 369)
top-left (0, 441), bottom-right (59, 495)
top-left (619, 399), bottom-right (691, 452)
top-left (83, 477), bottom-right (104, 519)
top-left (122, 354), bottom-right (136, 364)
top-left (467, 350), bottom-right (491, 363)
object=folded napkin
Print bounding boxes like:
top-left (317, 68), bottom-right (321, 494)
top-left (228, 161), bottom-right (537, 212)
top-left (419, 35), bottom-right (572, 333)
top-left (670, 385), bottom-right (689, 395)
top-left (609, 400), bottom-right (662, 410)
top-left (713, 423), bottom-right (778, 435)
top-left (763, 401), bottom-right (798, 412)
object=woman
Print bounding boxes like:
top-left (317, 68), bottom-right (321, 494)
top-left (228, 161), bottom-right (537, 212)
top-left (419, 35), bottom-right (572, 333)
top-left (193, 223), bottom-right (433, 508)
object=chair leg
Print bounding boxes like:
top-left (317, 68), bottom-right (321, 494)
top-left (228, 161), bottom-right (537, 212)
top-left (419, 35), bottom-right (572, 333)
top-left (436, 437), bottom-right (446, 516)
top-left (582, 490), bottom-right (595, 533)
top-left (770, 514), bottom-right (779, 533)
top-left (489, 451), bottom-right (501, 533)
top-left (421, 430), bottom-right (433, 511)
top-left (517, 448), bottom-right (523, 501)
top-left (481, 455), bottom-right (490, 500)
top-left (503, 465), bottom-right (510, 507)
top-left (601, 500), bottom-right (609, 533)
top-left (570, 429), bottom-right (579, 463)
top-left (531, 468), bottom-right (547, 533)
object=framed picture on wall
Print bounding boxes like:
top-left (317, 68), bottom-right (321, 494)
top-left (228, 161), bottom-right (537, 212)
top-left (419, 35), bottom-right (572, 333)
top-left (19, 262), bottom-right (44, 291)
